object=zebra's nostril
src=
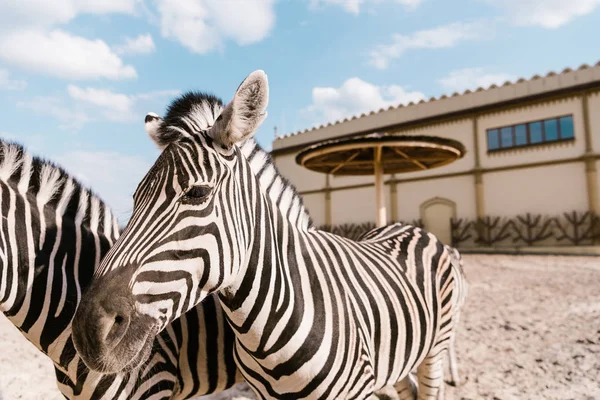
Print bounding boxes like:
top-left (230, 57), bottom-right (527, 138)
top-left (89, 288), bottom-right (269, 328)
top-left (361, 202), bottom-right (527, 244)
top-left (103, 312), bottom-right (130, 346)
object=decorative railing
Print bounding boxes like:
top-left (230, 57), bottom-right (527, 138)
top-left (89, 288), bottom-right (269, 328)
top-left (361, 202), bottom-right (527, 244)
top-left (320, 222), bottom-right (377, 241)
top-left (319, 211), bottom-right (600, 247)
top-left (319, 219), bottom-right (423, 241)
top-left (451, 211), bottom-right (600, 247)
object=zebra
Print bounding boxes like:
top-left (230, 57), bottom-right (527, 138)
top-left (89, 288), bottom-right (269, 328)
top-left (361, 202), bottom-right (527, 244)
top-left (0, 138), bottom-right (247, 398)
top-left (71, 70), bottom-right (468, 399)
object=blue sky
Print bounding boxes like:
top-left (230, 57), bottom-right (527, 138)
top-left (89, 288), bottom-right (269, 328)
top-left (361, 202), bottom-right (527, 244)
top-left (1, 0), bottom-right (598, 221)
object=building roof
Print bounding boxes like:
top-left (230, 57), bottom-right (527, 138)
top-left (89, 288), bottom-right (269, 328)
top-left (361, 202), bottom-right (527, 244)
top-left (272, 61), bottom-right (600, 155)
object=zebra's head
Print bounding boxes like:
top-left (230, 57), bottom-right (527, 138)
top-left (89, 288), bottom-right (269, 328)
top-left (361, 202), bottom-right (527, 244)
top-left (72, 70), bottom-right (269, 373)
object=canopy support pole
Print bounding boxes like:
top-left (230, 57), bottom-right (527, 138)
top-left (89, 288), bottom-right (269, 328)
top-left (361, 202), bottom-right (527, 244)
top-left (374, 146), bottom-right (387, 227)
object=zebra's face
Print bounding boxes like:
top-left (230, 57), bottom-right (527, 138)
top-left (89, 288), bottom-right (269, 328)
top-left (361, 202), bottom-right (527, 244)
top-left (72, 70), bottom-right (268, 373)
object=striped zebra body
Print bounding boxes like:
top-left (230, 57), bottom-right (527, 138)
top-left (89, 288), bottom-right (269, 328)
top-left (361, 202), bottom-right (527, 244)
top-left (0, 140), bottom-right (242, 399)
top-left (72, 71), bottom-right (467, 399)
top-left (228, 222), bottom-right (463, 399)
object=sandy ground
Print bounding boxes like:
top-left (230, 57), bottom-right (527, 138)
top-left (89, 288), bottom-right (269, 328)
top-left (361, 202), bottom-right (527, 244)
top-left (446, 254), bottom-right (600, 400)
top-left (0, 321), bottom-right (59, 400)
top-left (1, 254), bottom-right (599, 399)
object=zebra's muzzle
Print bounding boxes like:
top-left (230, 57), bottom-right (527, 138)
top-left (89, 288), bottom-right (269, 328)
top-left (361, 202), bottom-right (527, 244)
top-left (72, 264), bottom-right (158, 373)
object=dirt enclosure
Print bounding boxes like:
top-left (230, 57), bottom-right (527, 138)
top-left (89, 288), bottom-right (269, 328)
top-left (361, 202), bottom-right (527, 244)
top-left (1, 254), bottom-right (599, 399)
top-left (446, 254), bottom-right (600, 400)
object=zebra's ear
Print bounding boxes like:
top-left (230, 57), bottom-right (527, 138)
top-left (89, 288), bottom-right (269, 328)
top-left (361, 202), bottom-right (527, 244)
top-left (144, 112), bottom-right (169, 150)
top-left (209, 70), bottom-right (268, 148)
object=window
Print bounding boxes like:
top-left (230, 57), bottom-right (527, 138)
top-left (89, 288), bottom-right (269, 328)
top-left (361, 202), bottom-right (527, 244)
top-left (559, 116), bottom-right (574, 139)
top-left (544, 119), bottom-right (558, 141)
top-left (529, 122), bottom-right (543, 144)
top-left (487, 129), bottom-right (500, 150)
top-left (486, 114), bottom-right (575, 152)
top-left (515, 124), bottom-right (527, 146)
top-left (500, 127), bottom-right (513, 148)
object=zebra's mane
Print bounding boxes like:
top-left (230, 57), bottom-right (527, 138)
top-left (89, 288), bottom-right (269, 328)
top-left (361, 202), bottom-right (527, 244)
top-left (161, 92), bottom-right (314, 231)
top-left (0, 139), bottom-right (119, 237)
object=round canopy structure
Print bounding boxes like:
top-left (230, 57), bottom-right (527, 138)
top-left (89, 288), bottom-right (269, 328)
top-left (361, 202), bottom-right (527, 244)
top-left (296, 133), bottom-right (466, 227)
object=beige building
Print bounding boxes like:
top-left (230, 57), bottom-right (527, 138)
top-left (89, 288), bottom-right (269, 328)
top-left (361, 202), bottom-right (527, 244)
top-left (271, 62), bottom-right (600, 253)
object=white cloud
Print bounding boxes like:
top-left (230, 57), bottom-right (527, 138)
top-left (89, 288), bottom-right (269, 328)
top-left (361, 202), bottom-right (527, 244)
top-left (304, 77), bottom-right (425, 124)
top-left (0, 0), bottom-right (139, 81)
top-left (56, 150), bottom-right (153, 223)
top-left (154, 0), bottom-right (275, 54)
top-left (133, 89), bottom-right (181, 101)
top-left (438, 67), bottom-right (516, 93)
top-left (18, 86), bottom-right (179, 131)
top-left (368, 21), bottom-right (488, 69)
top-left (17, 96), bottom-right (91, 131)
top-left (310, 0), bottom-right (422, 15)
top-left (1, 132), bottom-right (53, 157)
top-left (488, 0), bottom-right (600, 28)
top-left (68, 85), bottom-right (133, 113)
top-left (0, 69), bottom-right (26, 90)
top-left (0, 29), bottom-right (136, 80)
top-left (67, 85), bottom-right (179, 122)
top-left (0, 0), bottom-right (139, 31)
top-left (114, 33), bottom-right (156, 55)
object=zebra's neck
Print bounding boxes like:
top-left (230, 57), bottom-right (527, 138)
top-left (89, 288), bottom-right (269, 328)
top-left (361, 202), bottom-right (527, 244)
top-left (220, 163), bottom-right (311, 353)
top-left (239, 138), bottom-right (313, 231)
top-left (0, 140), bottom-right (119, 365)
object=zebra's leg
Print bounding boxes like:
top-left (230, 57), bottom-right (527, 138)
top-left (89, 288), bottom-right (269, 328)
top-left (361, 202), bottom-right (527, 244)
top-left (370, 385), bottom-right (400, 400)
top-left (394, 373), bottom-right (417, 400)
top-left (436, 374), bottom-right (445, 400)
top-left (416, 350), bottom-right (445, 400)
top-left (446, 331), bottom-right (460, 387)
top-left (370, 375), bottom-right (416, 400)
top-left (446, 307), bottom-right (462, 387)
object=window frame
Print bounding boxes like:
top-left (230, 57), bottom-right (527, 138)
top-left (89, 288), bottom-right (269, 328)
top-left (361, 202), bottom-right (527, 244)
top-left (485, 114), bottom-right (575, 153)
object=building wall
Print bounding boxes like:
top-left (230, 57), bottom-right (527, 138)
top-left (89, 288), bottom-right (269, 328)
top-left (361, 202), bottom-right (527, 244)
top-left (589, 92), bottom-right (600, 152)
top-left (587, 93), bottom-right (600, 215)
top-left (302, 193), bottom-right (326, 226)
top-left (275, 153), bottom-right (326, 192)
top-left (395, 176), bottom-right (476, 222)
top-left (329, 173), bottom-right (376, 188)
top-left (484, 163), bottom-right (588, 216)
top-left (330, 187), bottom-right (376, 224)
top-left (597, 159), bottom-right (600, 211)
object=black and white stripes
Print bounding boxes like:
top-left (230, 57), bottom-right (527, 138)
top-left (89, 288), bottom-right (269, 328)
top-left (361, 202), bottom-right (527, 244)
top-left (0, 139), bottom-right (244, 399)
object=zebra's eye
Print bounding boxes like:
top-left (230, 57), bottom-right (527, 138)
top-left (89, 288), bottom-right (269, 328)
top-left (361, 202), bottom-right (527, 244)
top-left (182, 185), bottom-right (212, 204)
